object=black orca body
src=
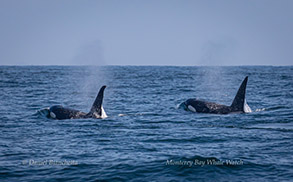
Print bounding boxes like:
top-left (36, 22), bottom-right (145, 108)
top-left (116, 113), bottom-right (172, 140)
top-left (180, 76), bottom-right (250, 114)
top-left (48, 86), bottom-right (107, 120)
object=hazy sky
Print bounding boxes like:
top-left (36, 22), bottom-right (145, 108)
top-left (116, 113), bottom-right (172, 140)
top-left (0, 0), bottom-right (292, 66)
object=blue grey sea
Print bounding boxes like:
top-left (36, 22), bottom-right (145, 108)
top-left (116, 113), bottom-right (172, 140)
top-left (0, 66), bottom-right (292, 181)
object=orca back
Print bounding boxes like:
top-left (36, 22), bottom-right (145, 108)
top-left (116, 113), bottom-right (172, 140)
top-left (49, 105), bottom-right (86, 119)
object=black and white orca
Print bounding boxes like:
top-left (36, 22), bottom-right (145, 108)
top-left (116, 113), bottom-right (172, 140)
top-left (47, 86), bottom-right (107, 120)
top-left (179, 76), bottom-right (251, 114)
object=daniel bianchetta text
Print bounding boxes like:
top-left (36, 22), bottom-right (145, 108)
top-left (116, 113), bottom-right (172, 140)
top-left (166, 159), bottom-right (244, 167)
top-left (22, 159), bottom-right (78, 166)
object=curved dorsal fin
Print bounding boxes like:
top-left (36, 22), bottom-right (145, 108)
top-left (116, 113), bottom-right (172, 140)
top-left (230, 76), bottom-right (248, 112)
top-left (88, 85), bottom-right (107, 116)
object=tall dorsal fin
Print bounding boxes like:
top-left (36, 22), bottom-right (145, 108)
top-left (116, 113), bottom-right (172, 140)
top-left (230, 76), bottom-right (248, 112)
top-left (88, 85), bottom-right (106, 116)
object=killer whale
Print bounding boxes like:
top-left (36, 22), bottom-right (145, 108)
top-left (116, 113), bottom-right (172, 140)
top-left (47, 86), bottom-right (107, 120)
top-left (179, 76), bottom-right (250, 114)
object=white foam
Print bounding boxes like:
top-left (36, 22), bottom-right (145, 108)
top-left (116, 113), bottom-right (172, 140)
top-left (176, 103), bottom-right (182, 109)
top-left (255, 108), bottom-right (266, 112)
top-left (38, 108), bottom-right (50, 117)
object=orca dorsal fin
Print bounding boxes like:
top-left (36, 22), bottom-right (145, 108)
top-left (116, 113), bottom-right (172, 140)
top-left (88, 85), bottom-right (106, 116)
top-left (230, 76), bottom-right (248, 112)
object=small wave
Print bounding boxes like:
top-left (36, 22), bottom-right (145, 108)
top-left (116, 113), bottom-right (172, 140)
top-left (117, 112), bottom-right (156, 117)
top-left (244, 123), bottom-right (293, 132)
top-left (265, 106), bottom-right (288, 111)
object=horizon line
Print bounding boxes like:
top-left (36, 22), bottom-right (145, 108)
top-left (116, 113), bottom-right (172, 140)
top-left (0, 64), bottom-right (292, 67)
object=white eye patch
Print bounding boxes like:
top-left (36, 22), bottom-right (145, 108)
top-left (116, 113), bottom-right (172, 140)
top-left (50, 112), bottom-right (56, 118)
top-left (188, 105), bottom-right (197, 112)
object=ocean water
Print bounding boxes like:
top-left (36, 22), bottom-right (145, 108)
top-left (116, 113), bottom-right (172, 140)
top-left (0, 66), bottom-right (292, 182)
